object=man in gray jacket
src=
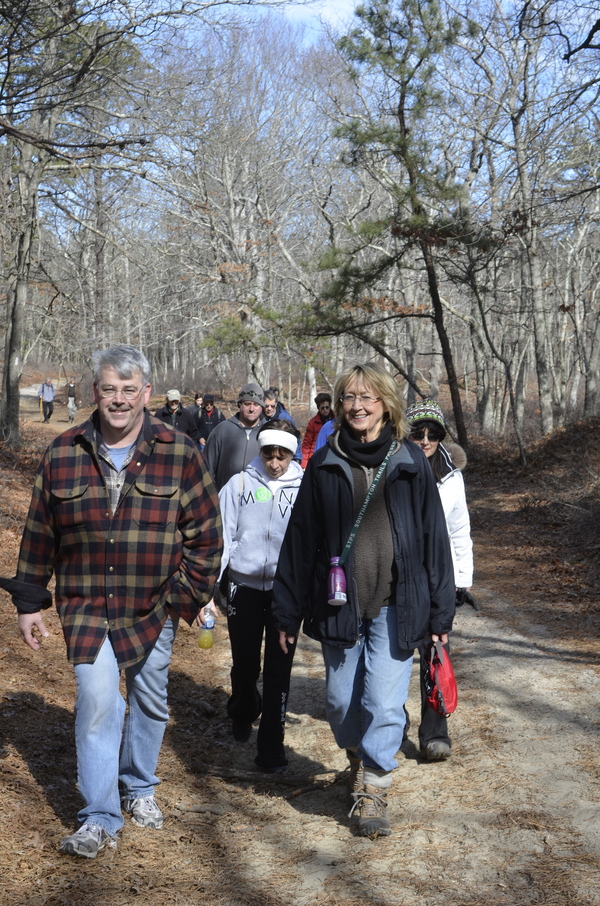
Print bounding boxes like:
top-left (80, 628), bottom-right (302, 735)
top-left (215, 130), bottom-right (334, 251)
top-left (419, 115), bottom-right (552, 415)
top-left (204, 383), bottom-right (267, 490)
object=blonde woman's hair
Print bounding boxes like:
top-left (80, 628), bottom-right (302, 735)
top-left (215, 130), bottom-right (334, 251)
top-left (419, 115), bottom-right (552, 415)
top-left (333, 363), bottom-right (410, 440)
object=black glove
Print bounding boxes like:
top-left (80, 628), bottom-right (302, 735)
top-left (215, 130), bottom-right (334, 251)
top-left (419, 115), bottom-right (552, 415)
top-left (455, 588), bottom-right (480, 611)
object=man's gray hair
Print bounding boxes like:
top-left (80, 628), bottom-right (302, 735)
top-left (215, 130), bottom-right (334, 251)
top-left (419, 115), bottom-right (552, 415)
top-left (92, 345), bottom-right (151, 385)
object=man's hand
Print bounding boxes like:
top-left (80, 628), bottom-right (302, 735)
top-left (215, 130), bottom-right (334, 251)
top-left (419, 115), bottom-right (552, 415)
top-left (196, 601), bottom-right (216, 628)
top-left (17, 612), bottom-right (49, 651)
top-left (279, 630), bottom-right (295, 654)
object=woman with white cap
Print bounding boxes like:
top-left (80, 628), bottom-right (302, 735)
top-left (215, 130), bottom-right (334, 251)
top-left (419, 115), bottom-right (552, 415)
top-left (199, 419), bottom-right (303, 772)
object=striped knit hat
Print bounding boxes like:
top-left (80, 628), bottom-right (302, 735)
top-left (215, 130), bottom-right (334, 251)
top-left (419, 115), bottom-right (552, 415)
top-left (405, 399), bottom-right (446, 438)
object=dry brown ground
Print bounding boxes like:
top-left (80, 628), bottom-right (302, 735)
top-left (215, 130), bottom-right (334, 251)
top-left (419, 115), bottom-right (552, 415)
top-left (1, 404), bottom-right (599, 906)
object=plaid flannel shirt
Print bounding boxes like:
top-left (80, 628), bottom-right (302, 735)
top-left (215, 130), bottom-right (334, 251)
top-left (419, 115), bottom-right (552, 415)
top-left (16, 410), bottom-right (222, 667)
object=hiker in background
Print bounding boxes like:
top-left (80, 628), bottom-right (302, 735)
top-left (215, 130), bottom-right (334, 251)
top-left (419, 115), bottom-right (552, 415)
top-left (201, 419), bottom-right (302, 773)
top-left (301, 392), bottom-right (334, 468)
top-left (204, 383), bottom-right (267, 491)
top-left (197, 393), bottom-right (226, 449)
top-left (264, 389), bottom-right (301, 462)
top-left (272, 364), bottom-right (454, 839)
top-left (38, 378), bottom-right (55, 423)
top-left (187, 391), bottom-right (204, 419)
top-left (66, 377), bottom-right (80, 423)
top-left (155, 389), bottom-right (199, 442)
top-left (406, 399), bottom-right (474, 763)
top-left (267, 386), bottom-right (287, 412)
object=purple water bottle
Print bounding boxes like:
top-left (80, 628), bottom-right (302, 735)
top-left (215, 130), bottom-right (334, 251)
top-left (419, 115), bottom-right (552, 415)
top-left (328, 556), bottom-right (347, 606)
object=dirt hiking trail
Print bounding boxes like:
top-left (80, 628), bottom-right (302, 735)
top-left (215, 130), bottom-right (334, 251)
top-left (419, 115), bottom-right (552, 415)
top-left (0, 411), bottom-right (599, 906)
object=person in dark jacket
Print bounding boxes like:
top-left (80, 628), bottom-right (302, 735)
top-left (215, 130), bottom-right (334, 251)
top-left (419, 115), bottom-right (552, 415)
top-left (197, 394), bottom-right (226, 448)
top-left (272, 364), bottom-right (454, 840)
top-left (155, 390), bottom-right (199, 442)
top-left (186, 392), bottom-right (204, 430)
top-left (204, 383), bottom-right (267, 490)
top-left (264, 390), bottom-right (301, 462)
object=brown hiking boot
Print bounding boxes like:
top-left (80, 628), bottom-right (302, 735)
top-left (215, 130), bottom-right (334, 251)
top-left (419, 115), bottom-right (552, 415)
top-left (345, 749), bottom-right (364, 805)
top-left (349, 783), bottom-right (391, 838)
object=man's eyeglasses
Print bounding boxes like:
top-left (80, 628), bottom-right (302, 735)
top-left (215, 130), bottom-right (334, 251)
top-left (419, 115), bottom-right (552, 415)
top-left (410, 428), bottom-right (443, 442)
top-left (339, 394), bottom-right (382, 407)
top-left (98, 386), bottom-right (143, 401)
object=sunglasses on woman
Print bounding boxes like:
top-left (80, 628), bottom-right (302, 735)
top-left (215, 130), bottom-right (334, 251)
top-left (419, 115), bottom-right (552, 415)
top-left (410, 428), bottom-right (443, 442)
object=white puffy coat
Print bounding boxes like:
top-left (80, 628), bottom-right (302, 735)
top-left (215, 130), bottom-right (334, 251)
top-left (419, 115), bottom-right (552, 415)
top-left (437, 443), bottom-right (473, 588)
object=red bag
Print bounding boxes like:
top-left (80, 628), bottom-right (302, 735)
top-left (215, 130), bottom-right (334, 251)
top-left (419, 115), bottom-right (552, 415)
top-left (422, 640), bottom-right (458, 717)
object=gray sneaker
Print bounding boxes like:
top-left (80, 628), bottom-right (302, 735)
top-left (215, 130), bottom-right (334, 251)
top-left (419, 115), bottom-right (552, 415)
top-left (59, 823), bottom-right (117, 858)
top-left (122, 794), bottom-right (164, 828)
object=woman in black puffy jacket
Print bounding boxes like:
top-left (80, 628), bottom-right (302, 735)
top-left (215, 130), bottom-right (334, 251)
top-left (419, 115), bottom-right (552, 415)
top-left (272, 364), bottom-right (454, 840)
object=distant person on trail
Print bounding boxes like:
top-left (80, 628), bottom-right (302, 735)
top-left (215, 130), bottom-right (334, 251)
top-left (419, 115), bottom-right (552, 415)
top-left (38, 378), bottom-right (55, 423)
top-left (155, 389), bottom-right (199, 443)
top-left (186, 392), bottom-right (204, 432)
top-left (301, 393), bottom-right (334, 468)
top-left (406, 399), bottom-right (474, 763)
top-left (196, 393), bottom-right (226, 449)
top-left (264, 389), bottom-right (301, 461)
top-left (1, 345), bottom-right (222, 859)
top-left (263, 388), bottom-right (290, 421)
top-left (187, 391), bottom-right (203, 418)
top-left (66, 377), bottom-right (80, 423)
top-left (268, 386), bottom-right (287, 411)
top-left (204, 383), bottom-right (267, 491)
top-left (201, 419), bottom-right (302, 773)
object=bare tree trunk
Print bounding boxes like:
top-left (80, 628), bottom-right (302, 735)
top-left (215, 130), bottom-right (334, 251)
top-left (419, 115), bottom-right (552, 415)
top-left (420, 241), bottom-right (467, 446)
top-left (0, 143), bottom-right (45, 445)
top-left (306, 364), bottom-right (317, 414)
top-left (584, 314), bottom-right (600, 416)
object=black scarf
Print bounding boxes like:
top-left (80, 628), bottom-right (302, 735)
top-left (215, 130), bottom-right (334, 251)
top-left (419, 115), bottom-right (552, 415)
top-left (338, 420), bottom-right (395, 467)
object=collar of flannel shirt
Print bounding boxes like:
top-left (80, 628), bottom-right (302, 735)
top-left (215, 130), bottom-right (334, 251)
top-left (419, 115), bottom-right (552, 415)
top-left (92, 412), bottom-right (148, 516)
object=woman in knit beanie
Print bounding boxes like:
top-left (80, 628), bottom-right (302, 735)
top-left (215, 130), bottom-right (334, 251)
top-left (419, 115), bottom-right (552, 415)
top-left (406, 399), bottom-right (473, 762)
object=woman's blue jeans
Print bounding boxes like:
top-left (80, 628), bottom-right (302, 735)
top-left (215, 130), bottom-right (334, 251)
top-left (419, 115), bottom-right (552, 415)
top-left (73, 618), bottom-right (177, 835)
top-left (322, 605), bottom-right (413, 775)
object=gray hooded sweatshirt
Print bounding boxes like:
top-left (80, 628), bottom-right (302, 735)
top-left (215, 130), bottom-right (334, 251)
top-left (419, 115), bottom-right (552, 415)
top-left (219, 456), bottom-right (303, 591)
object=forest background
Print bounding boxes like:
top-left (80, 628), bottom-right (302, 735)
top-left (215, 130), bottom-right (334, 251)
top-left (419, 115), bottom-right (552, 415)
top-left (1, 0), bottom-right (599, 461)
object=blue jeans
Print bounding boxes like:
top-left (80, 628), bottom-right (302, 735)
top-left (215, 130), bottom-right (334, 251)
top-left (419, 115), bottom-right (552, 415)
top-left (322, 605), bottom-right (413, 775)
top-left (73, 618), bottom-right (177, 835)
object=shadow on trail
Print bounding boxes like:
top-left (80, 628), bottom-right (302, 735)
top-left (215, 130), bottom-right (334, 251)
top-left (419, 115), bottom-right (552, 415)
top-left (166, 668), bottom-right (330, 782)
top-left (453, 622), bottom-right (600, 667)
top-left (0, 691), bottom-right (79, 824)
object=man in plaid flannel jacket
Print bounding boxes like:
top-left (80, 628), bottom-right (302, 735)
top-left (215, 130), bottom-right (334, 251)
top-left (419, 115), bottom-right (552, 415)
top-left (9, 345), bottom-right (222, 858)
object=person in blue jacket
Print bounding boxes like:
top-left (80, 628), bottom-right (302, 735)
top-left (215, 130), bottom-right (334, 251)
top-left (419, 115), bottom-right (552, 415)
top-left (264, 389), bottom-right (301, 462)
top-left (272, 364), bottom-right (454, 839)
